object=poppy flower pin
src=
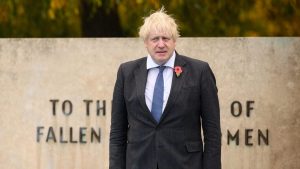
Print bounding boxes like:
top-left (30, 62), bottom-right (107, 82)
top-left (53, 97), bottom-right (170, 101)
top-left (174, 66), bottom-right (183, 77)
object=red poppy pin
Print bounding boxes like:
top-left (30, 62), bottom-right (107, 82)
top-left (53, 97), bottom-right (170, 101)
top-left (174, 66), bottom-right (183, 77)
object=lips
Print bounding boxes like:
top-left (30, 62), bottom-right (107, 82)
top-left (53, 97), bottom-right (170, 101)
top-left (156, 51), bottom-right (167, 54)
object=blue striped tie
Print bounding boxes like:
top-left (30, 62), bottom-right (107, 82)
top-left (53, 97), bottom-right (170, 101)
top-left (151, 66), bottom-right (166, 122)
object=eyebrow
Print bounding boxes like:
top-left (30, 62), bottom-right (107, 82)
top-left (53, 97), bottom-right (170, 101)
top-left (150, 36), bottom-right (171, 40)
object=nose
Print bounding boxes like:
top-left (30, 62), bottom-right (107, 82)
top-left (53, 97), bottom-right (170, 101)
top-left (157, 38), bottom-right (165, 48)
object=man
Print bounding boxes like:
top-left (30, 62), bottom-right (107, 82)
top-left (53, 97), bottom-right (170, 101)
top-left (110, 8), bottom-right (221, 169)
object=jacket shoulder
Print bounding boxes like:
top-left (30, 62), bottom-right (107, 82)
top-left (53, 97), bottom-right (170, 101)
top-left (120, 57), bottom-right (146, 69)
top-left (178, 54), bottom-right (209, 70)
top-left (117, 57), bottom-right (146, 77)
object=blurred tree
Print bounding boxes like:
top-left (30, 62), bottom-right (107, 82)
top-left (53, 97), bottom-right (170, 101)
top-left (80, 0), bottom-right (123, 36)
top-left (0, 0), bottom-right (299, 37)
top-left (0, 0), bottom-right (81, 37)
top-left (117, 0), bottom-right (300, 36)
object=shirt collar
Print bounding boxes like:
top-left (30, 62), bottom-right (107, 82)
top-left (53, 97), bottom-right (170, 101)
top-left (146, 51), bottom-right (176, 70)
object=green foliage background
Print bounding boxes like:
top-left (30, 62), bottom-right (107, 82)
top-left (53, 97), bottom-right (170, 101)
top-left (0, 0), bottom-right (299, 37)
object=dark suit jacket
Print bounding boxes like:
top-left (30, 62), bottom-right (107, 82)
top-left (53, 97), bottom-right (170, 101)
top-left (110, 53), bottom-right (221, 169)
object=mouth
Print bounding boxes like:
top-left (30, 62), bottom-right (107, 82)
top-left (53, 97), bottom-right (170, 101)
top-left (156, 51), bottom-right (167, 54)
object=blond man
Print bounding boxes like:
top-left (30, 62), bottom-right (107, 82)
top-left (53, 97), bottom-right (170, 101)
top-left (110, 8), bottom-right (221, 169)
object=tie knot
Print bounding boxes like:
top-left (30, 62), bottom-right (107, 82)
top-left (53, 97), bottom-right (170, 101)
top-left (158, 66), bottom-right (166, 73)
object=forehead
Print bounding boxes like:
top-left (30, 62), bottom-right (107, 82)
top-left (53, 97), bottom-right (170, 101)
top-left (147, 29), bottom-right (172, 38)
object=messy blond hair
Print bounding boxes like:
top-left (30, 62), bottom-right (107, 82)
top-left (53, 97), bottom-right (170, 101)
top-left (139, 7), bottom-right (180, 41)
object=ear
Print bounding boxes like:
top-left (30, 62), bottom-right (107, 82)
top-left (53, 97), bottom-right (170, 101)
top-left (144, 40), bottom-right (148, 48)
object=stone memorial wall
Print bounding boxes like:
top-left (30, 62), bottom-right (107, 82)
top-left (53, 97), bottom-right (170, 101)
top-left (0, 38), bottom-right (299, 169)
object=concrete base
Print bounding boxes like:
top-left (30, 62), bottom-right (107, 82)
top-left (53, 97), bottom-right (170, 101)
top-left (0, 38), bottom-right (299, 169)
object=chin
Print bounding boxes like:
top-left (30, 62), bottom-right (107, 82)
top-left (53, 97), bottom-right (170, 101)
top-left (156, 53), bottom-right (167, 58)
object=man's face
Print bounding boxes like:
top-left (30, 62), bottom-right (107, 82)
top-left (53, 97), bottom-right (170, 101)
top-left (144, 31), bottom-right (176, 65)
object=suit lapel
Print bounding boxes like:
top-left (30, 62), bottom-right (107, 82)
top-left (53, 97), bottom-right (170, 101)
top-left (134, 58), bottom-right (158, 123)
top-left (159, 54), bottom-right (187, 123)
top-left (134, 54), bottom-right (188, 125)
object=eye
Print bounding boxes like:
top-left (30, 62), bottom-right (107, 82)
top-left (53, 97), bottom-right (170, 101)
top-left (151, 37), bottom-right (159, 42)
top-left (162, 37), bottom-right (170, 41)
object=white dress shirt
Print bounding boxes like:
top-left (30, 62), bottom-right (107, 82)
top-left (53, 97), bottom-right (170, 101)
top-left (145, 51), bottom-right (175, 113)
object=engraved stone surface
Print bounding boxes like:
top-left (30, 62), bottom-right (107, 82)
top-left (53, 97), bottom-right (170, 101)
top-left (0, 38), bottom-right (299, 169)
